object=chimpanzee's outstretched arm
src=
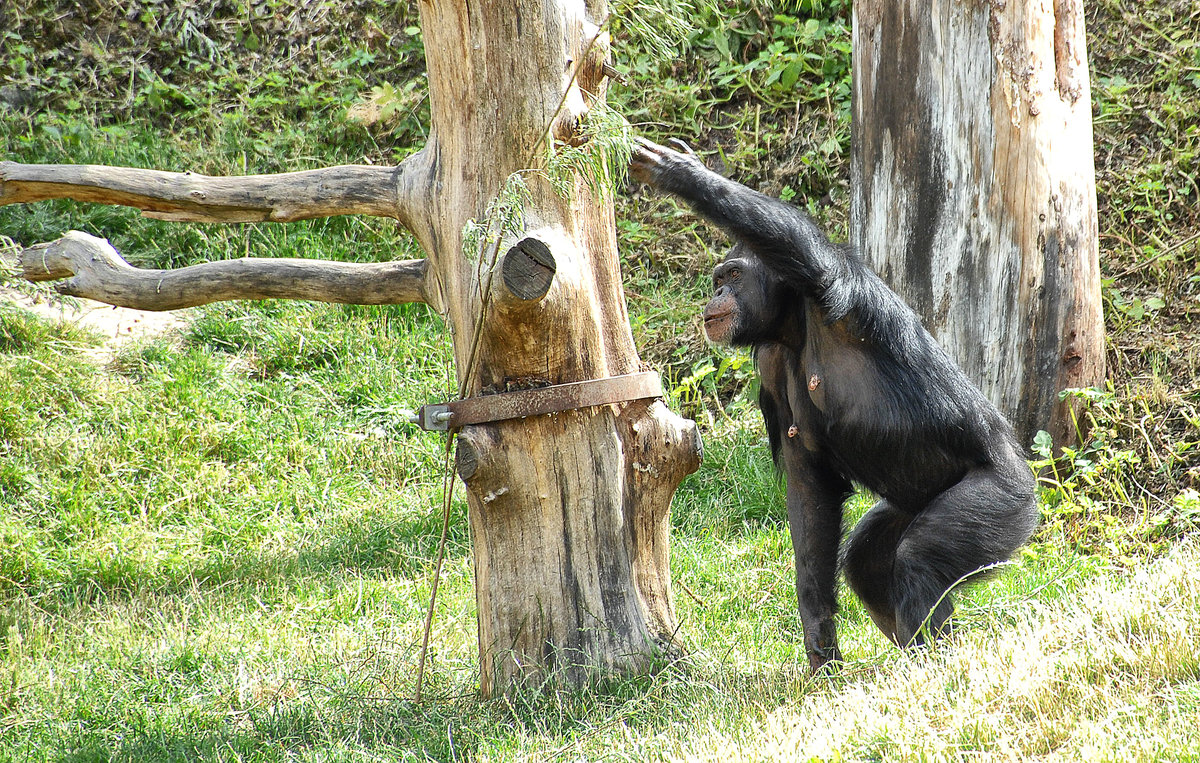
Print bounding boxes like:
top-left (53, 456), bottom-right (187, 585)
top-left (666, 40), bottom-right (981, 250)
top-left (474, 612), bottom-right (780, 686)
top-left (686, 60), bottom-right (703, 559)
top-left (631, 138), bottom-right (852, 296)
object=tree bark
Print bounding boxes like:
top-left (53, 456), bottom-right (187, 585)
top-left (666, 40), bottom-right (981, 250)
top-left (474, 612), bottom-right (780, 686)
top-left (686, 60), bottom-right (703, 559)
top-left (0, 161), bottom-right (414, 223)
top-left (18, 231), bottom-right (428, 309)
top-left (412, 0), bottom-right (699, 695)
top-left (1, 0), bottom-right (700, 697)
top-left (851, 0), bottom-right (1105, 449)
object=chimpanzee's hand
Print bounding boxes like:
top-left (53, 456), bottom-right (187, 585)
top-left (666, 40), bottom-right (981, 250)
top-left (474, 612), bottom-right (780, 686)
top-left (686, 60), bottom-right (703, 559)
top-left (630, 137), bottom-right (704, 188)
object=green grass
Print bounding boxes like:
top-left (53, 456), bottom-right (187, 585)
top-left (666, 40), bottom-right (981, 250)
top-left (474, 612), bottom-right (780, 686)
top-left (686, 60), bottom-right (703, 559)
top-left (3, 0), bottom-right (1200, 759)
top-left (0, 299), bottom-right (1185, 759)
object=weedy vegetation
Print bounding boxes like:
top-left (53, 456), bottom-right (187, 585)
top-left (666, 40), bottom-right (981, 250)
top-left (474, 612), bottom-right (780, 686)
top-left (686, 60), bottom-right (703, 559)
top-left (1, 0), bottom-right (1198, 760)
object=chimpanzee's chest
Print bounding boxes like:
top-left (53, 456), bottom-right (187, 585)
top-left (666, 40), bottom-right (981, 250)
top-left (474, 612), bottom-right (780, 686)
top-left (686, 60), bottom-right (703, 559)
top-left (785, 311), bottom-right (968, 503)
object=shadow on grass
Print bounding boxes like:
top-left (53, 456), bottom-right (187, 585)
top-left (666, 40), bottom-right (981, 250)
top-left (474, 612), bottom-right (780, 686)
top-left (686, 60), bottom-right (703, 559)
top-left (213, 504), bottom-right (474, 582)
top-left (34, 506), bottom-right (473, 612)
top-left (52, 658), bottom-right (837, 763)
top-left (56, 698), bottom-right (480, 763)
top-left (32, 434), bottom-right (810, 612)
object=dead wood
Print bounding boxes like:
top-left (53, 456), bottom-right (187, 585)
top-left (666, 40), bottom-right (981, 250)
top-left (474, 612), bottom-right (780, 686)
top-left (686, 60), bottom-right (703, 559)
top-left (0, 160), bottom-right (416, 224)
top-left (20, 231), bottom-right (428, 310)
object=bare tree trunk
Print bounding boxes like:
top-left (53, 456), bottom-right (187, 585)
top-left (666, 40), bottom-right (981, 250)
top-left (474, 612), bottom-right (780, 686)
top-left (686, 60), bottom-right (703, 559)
top-left (1, 0), bottom-right (700, 697)
top-left (851, 0), bottom-right (1105, 449)
top-left (412, 0), bottom-right (699, 695)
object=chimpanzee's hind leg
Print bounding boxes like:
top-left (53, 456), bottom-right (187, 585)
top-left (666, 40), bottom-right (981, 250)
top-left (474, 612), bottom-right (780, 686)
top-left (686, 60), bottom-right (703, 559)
top-left (842, 499), bottom-right (913, 645)
top-left (844, 455), bottom-right (1036, 647)
top-left (785, 469), bottom-right (850, 671)
top-left (890, 459), bottom-right (1037, 647)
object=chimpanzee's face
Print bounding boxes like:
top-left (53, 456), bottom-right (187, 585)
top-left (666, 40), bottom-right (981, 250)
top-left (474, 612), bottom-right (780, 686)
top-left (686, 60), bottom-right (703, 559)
top-left (703, 244), bottom-right (784, 347)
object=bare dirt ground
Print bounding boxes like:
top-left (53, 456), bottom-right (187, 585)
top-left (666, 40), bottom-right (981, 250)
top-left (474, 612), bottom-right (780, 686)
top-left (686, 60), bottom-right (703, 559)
top-left (0, 285), bottom-right (189, 360)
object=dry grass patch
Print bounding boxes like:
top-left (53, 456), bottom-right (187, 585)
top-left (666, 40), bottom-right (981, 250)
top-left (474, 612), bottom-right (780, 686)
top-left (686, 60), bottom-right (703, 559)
top-left (672, 542), bottom-right (1200, 762)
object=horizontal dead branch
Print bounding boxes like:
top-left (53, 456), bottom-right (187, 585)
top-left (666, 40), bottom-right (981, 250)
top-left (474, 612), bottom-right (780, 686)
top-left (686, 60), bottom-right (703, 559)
top-left (0, 161), bottom-right (407, 223)
top-left (20, 231), bottom-right (428, 310)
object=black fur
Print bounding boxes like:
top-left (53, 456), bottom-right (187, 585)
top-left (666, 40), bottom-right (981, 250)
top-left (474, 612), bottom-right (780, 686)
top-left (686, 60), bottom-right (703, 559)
top-left (632, 139), bottom-right (1038, 669)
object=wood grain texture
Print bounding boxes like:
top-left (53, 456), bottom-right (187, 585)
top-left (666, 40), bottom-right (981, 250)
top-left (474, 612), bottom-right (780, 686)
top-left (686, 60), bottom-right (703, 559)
top-left (851, 0), bottom-right (1104, 449)
top-left (20, 231), bottom-right (428, 309)
top-left (0, 161), bottom-right (416, 225)
top-left (414, 0), bottom-right (697, 696)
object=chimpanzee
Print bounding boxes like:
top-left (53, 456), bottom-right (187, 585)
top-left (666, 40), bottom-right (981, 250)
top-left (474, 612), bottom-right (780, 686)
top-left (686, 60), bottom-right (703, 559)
top-left (631, 138), bottom-right (1038, 670)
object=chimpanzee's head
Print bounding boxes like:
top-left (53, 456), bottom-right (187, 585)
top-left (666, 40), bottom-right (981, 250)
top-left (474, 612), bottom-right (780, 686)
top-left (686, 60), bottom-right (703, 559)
top-left (703, 243), bottom-right (788, 347)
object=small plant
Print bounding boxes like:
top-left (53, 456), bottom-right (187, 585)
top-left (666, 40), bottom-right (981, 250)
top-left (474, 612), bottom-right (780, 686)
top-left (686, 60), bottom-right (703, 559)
top-left (544, 104), bottom-right (635, 197)
top-left (461, 173), bottom-right (533, 262)
top-left (670, 351), bottom-right (752, 418)
top-left (1153, 488), bottom-right (1200, 539)
top-left (1104, 281), bottom-right (1167, 330)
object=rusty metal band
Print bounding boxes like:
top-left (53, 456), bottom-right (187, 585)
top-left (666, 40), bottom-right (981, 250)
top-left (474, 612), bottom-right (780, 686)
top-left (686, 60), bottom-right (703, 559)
top-left (409, 371), bottom-right (663, 431)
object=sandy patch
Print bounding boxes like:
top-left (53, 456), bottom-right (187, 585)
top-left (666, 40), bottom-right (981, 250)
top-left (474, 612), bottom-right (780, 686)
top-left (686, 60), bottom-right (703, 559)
top-left (1, 285), bottom-right (191, 360)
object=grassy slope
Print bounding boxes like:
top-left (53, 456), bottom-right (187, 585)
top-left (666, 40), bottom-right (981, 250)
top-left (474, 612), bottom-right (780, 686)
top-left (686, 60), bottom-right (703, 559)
top-left (1, 0), bottom-right (1198, 760)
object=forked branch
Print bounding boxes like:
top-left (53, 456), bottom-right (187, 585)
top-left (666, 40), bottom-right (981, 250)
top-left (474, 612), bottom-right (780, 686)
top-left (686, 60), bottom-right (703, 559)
top-left (0, 161), bottom-right (414, 224)
top-left (19, 231), bottom-right (428, 310)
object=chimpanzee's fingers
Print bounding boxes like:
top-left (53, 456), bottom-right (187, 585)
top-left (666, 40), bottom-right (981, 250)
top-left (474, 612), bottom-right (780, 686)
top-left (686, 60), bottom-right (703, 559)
top-left (629, 137), bottom-right (665, 182)
top-left (632, 136), bottom-right (667, 158)
top-left (666, 138), bottom-right (697, 157)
